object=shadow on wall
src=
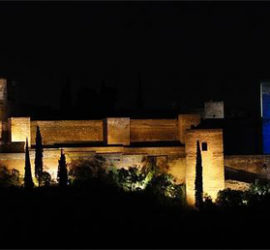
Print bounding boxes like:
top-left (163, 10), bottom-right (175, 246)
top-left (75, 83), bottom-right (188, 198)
top-left (225, 167), bottom-right (270, 183)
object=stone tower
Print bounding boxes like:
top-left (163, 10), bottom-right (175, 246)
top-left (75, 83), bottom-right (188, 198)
top-left (185, 129), bottom-right (225, 205)
top-left (204, 101), bottom-right (224, 119)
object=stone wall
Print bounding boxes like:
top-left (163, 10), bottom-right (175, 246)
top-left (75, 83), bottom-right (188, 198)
top-left (105, 118), bottom-right (130, 145)
top-left (6, 116), bottom-right (203, 147)
top-left (225, 155), bottom-right (270, 180)
top-left (30, 120), bottom-right (104, 146)
top-left (9, 117), bottom-right (31, 144)
top-left (130, 119), bottom-right (179, 142)
top-left (167, 156), bottom-right (186, 184)
top-left (178, 114), bottom-right (201, 144)
top-left (0, 145), bottom-right (186, 183)
top-left (185, 129), bottom-right (225, 205)
top-left (28, 118), bottom-right (190, 146)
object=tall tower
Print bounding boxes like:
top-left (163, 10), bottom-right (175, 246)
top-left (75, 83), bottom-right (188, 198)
top-left (185, 129), bottom-right (225, 205)
top-left (261, 82), bottom-right (270, 154)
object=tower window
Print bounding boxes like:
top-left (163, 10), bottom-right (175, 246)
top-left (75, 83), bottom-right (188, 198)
top-left (202, 142), bottom-right (208, 151)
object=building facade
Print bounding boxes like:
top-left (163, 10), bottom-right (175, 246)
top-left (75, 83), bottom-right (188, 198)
top-left (0, 78), bottom-right (268, 206)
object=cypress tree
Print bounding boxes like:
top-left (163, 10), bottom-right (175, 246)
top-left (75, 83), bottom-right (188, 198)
top-left (24, 138), bottom-right (34, 189)
top-left (195, 140), bottom-right (203, 209)
top-left (57, 149), bottom-right (68, 188)
top-left (35, 126), bottom-right (43, 186)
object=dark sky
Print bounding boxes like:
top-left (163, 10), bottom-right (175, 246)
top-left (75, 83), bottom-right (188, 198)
top-left (0, 2), bottom-right (270, 114)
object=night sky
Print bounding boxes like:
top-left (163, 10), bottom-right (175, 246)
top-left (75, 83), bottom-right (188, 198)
top-left (0, 2), bottom-right (270, 115)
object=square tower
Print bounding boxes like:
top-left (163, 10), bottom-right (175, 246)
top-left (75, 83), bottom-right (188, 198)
top-left (204, 101), bottom-right (224, 119)
top-left (104, 118), bottom-right (130, 146)
top-left (178, 114), bottom-right (201, 144)
top-left (185, 129), bottom-right (225, 205)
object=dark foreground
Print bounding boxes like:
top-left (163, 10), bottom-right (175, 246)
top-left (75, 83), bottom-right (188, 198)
top-left (0, 185), bottom-right (268, 249)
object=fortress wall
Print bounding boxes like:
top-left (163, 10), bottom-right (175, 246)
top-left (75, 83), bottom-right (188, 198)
top-left (185, 129), bottom-right (225, 205)
top-left (105, 118), bottom-right (130, 145)
top-left (167, 156), bottom-right (186, 184)
top-left (30, 120), bottom-right (104, 146)
top-left (0, 149), bottom-right (62, 180)
top-left (9, 117), bottom-right (31, 143)
top-left (130, 119), bottom-right (179, 142)
top-left (124, 146), bottom-right (185, 156)
top-left (29, 118), bottom-right (185, 146)
top-left (178, 114), bottom-right (201, 144)
top-left (0, 145), bottom-right (186, 184)
top-left (225, 155), bottom-right (270, 180)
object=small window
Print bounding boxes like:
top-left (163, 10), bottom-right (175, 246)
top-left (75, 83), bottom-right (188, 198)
top-left (202, 142), bottom-right (208, 151)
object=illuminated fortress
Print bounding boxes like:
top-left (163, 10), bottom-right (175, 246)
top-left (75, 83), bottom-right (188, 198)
top-left (0, 78), bottom-right (269, 205)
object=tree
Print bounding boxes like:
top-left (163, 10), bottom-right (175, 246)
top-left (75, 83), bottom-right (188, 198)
top-left (40, 172), bottom-right (51, 187)
top-left (195, 140), bottom-right (203, 209)
top-left (35, 126), bottom-right (43, 186)
top-left (68, 155), bottom-right (106, 186)
top-left (57, 149), bottom-right (68, 188)
top-left (24, 138), bottom-right (34, 189)
top-left (0, 166), bottom-right (21, 187)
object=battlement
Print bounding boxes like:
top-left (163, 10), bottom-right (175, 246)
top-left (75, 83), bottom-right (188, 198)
top-left (0, 78), bottom-right (227, 205)
top-left (0, 115), bottom-right (204, 149)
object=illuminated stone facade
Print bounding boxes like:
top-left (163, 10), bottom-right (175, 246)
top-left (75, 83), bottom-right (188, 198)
top-left (0, 78), bottom-right (269, 206)
top-left (178, 114), bottom-right (201, 144)
top-left (9, 117), bottom-right (31, 144)
top-left (105, 118), bottom-right (130, 145)
top-left (185, 129), bottom-right (225, 205)
top-left (0, 78), bottom-right (231, 206)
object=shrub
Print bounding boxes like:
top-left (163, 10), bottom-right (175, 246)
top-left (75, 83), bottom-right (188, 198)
top-left (40, 171), bottom-right (52, 187)
top-left (69, 155), bottom-right (107, 186)
top-left (250, 179), bottom-right (270, 196)
top-left (147, 174), bottom-right (186, 204)
top-left (216, 189), bottom-right (248, 207)
top-left (0, 166), bottom-right (21, 187)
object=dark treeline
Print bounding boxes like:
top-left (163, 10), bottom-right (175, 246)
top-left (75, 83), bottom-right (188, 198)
top-left (0, 178), bottom-right (269, 248)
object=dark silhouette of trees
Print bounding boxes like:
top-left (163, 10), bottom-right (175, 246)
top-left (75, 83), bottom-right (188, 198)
top-left (0, 166), bottom-right (20, 187)
top-left (195, 140), bottom-right (203, 209)
top-left (35, 126), bottom-right (43, 186)
top-left (57, 149), bottom-right (68, 188)
top-left (24, 138), bottom-right (34, 189)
